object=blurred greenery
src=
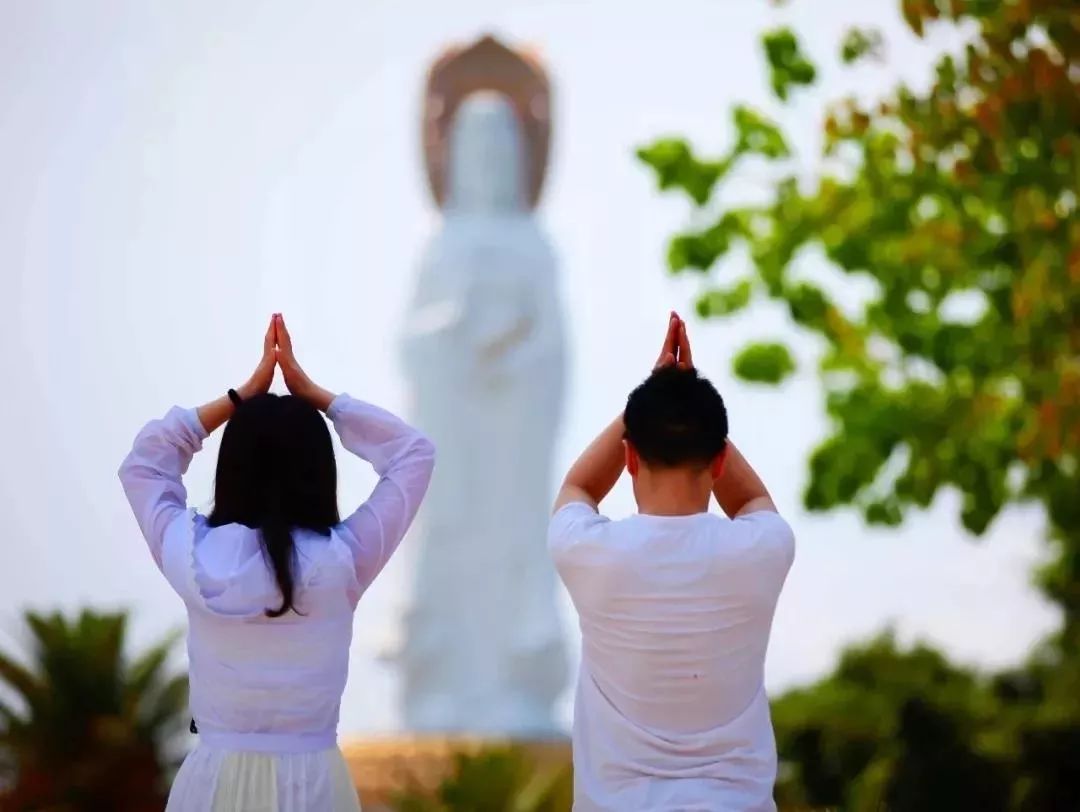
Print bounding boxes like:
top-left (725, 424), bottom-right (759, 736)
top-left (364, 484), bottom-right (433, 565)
top-left (640, 0), bottom-right (1080, 809)
top-left (0, 609), bottom-right (187, 811)
top-left (390, 747), bottom-right (573, 812)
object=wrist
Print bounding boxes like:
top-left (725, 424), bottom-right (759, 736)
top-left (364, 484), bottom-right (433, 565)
top-left (308, 385), bottom-right (335, 412)
top-left (234, 381), bottom-right (260, 402)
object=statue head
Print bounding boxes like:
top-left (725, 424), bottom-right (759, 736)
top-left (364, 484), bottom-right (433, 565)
top-left (423, 35), bottom-right (551, 211)
top-left (445, 92), bottom-right (526, 214)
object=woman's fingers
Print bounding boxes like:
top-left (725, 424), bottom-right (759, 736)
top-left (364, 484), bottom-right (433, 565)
top-left (275, 314), bottom-right (294, 356)
top-left (263, 315), bottom-right (276, 356)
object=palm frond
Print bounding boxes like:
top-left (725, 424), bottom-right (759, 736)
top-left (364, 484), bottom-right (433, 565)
top-left (141, 673), bottom-right (189, 734)
top-left (0, 650), bottom-right (43, 710)
top-left (0, 608), bottom-right (185, 810)
top-left (124, 629), bottom-right (183, 712)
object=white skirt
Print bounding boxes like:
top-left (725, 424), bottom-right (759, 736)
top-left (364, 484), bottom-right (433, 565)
top-left (166, 745), bottom-right (362, 812)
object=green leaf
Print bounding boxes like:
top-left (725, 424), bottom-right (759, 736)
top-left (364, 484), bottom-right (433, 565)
top-left (0, 650), bottom-right (43, 709)
top-left (840, 27), bottom-right (885, 65)
top-left (697, 280), bottom-right (754, 317)
top-left (733, 342), bottom-right (797, 384)
top-left (636, 139), bottom-right (731, 205)
top-left (762, 27), bottom-right (818, 101)
top-left (784, 282), bottom-right (832, 329)
top-left (733, 105), bottom-right (791, 159)
top-left (667, 209), bottom-right (753, 273)
top-left (865, 498), bottom-right (904, 526)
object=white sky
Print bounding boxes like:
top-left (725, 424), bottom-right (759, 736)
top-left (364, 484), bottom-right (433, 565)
top-left (0, 0), bottom-right (1058, 734)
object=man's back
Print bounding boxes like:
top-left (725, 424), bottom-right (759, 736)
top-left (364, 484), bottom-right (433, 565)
top-left (550, 503), bottom-right (795, 812)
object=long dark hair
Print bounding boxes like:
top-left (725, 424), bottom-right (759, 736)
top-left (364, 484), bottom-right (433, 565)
top-left (207, 394), bottom-right (339, 617)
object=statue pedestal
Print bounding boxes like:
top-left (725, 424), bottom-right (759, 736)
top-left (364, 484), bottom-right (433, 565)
top-left (341, 734), bottom-right (571, 810)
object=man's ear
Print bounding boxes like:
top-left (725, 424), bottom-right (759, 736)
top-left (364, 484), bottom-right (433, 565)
top-left (624, 439), bottom-right (640, 477)
top-left (710, 446), bottom-right (728, 480)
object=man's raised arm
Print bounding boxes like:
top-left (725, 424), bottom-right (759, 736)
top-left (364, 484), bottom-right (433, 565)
top-left (552, 313), bottom-right (685, 514)
top-left (712, 441), bottom-right (778, 518)
top-left (552, 415), bottom-right (626, 514)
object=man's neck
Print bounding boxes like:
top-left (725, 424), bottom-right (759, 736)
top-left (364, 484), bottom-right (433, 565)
top-left (634, 469), bottom-right (712, 516)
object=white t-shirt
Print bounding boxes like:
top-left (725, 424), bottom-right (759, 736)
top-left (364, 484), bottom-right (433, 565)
top-left (549, 503), bottom-right (795, 812)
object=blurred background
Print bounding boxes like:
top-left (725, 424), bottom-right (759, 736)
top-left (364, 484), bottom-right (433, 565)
top-left (1, 0), bottom-right (1077, 809)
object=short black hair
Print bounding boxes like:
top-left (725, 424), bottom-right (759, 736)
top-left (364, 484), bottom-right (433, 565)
top-left (624, 366), bottom-right (728, 468)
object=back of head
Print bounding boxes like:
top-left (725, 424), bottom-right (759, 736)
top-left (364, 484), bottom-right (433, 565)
top-left (208, 394), bottom-right (339, 617)
top-left (624, 366), bottom-right (728, 470)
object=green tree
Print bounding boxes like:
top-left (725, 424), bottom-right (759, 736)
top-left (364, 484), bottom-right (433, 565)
top-left (771, 632), bottom-right (1011, 809)
top-left (640, 0), bottom-right (1080, 807)
top-left (0, 609), bottom-right (188, 811)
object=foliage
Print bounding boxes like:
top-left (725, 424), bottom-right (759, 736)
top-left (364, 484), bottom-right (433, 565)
top-left (0, 609), bottom-right (188, 811)
top-left (763, 27), bottom-right (818, 100)
top-left (771, 632), bottom-right (1011, 810)
top-left (640, 0), bottom-right (1080, 807)
top-left (391, 747), bottom-right (573, 812)
top-left (640, 0), bottom-right (1080, 627)
top-left (840, 27), bottom-right (886, 65)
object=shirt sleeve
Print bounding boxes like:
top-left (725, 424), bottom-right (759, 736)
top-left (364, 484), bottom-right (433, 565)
top-left (328, 394), bottom-right (436, 590)
top-left (118, 406), bottom-right (208, 570)
top-left (734, 509), bottom-right (796, 573)
top-left (547, 502), bottom-right (610, 559)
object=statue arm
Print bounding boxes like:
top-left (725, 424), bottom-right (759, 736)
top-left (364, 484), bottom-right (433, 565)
top-left (464, 271), bottom-right (538, 364)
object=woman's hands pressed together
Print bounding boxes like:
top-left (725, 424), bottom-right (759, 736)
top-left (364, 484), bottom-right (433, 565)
top-left (197, 314), bottom-right (336, 433)
top-left (235, 318), bottom-right (278, 401)
top-left (271, 314), bottom-right (335, 412)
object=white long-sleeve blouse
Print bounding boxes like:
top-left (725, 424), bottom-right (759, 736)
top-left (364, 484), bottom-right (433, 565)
top-left (118, 394), bottom-right (434, 760)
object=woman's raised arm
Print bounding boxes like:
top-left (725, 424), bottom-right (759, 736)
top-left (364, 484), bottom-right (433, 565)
top-left (118, 317), bottom-right (278, 567)
top-left (274, 314), bottom-right (435, 588)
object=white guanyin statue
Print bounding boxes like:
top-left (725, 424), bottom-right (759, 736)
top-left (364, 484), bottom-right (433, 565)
top-left (394, 36), bottom-right (567, 734)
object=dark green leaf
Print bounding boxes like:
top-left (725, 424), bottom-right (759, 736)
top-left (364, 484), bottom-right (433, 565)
top-left (762, 27), bottom-right (818, 101)
top-left (732, 341), bottom-right (797, 384)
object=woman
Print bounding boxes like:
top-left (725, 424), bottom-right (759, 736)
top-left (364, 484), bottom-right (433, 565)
top-left (119, 314), bottom-right (435, 811)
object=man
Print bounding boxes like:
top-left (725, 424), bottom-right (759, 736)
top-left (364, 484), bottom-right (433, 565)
top-left (549, 313), bottom-right (795, 811)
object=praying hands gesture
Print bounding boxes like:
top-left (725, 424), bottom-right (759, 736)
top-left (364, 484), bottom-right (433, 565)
top-left (197, 314), bottom-right (336, 433)
top-left (272, 314), bottom-right (335, 412)
top-left (654, 311), bottom-right (693, 371)
top-left (554, 313), bottom-right (695, 513)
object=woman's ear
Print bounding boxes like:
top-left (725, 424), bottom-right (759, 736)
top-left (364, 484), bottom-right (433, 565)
top-left (624, 439), bottom-right (640, 477)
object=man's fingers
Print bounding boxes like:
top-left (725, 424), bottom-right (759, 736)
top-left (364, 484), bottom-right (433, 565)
top-left (677, 321), bottom-right (693, 368)
top-left (655, 313), bottom-right (679, 367)
top-left (664, 313), bottom-right (679, 356)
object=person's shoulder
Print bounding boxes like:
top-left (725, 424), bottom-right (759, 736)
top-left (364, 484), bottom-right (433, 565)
top-left (547, 502), bottom-right (612, 560)
top-left (728, 509), bottom-right (795, 565)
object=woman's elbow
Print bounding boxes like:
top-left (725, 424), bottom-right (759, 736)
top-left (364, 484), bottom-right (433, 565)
top-left (414, 433), bottom-right (437, 467)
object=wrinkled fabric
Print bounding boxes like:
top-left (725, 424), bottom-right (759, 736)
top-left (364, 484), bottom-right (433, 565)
top-left (120, 394), bottom-right (435, 810)
top-left (165, 745), bottom-right (361, 811)
top-left (550, 504), bottom-right (795, 812)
